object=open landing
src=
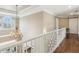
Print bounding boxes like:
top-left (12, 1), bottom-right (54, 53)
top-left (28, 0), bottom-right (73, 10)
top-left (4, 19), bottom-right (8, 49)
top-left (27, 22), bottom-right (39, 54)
top-left (54, 34), bottom-right (79, 53)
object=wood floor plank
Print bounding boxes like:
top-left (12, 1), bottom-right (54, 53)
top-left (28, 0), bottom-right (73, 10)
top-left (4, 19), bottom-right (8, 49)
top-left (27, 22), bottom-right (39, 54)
top-left (54, 34), bottom-right (79, 53)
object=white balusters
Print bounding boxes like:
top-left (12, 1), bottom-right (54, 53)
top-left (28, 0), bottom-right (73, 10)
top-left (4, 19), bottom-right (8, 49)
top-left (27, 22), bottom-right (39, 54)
top-left (0, 28), bottom-right (66, 53)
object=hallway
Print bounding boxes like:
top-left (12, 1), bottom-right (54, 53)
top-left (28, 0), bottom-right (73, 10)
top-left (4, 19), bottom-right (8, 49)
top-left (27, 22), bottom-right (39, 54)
top-left (54, 34), bottom-right (79, 53)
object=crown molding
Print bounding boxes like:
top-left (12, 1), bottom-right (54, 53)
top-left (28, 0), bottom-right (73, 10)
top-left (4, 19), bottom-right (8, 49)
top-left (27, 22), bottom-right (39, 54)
top-left (0, 11), bottom-right (16, 17)
top-left (42, 9), bottom-right (55, 16)
top-left (18, 9), bottom-right (42, 18)
top-left (18, 5), bottom-right (40, 14)
top-left (0, 8), bottom-right (16, 18)
top-left (18, 7), bottom-right (56, 18)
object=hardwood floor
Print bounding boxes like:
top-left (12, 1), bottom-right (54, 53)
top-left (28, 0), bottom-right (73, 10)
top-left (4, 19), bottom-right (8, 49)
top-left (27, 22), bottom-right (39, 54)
top-left (54, 34), bottom-right (79, 53)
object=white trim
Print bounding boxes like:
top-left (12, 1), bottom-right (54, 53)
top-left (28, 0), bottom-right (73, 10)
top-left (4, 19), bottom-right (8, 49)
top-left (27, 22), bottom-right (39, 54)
top-left (43, 9), bottom-right (55, 16)
top-left (18, 5), bottom-right (40, 14)
top-left (19, 9), bottom-right (42, 18)
top-left (0, 28), bottom-right (66, 52)
top-left (18, 5), bottom-right (56, 18)
top-left (19, 9), bottom-right (55, 18)
top-left (0, 12), bottom-right (15, 17)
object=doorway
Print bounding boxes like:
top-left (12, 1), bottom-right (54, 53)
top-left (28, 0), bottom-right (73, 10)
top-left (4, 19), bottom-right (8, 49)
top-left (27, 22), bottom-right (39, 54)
top-left (69, 18), bottom-right (78, 39)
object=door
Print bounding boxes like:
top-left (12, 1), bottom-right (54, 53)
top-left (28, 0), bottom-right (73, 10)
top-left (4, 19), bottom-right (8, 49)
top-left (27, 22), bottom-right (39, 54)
top-left (69, 18), bottom-right (78, 34)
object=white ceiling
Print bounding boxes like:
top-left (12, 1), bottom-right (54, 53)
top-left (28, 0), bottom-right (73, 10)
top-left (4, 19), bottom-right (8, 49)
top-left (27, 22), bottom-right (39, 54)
top-left (40, 5), bottom-right (79, 15)
top-left (0, 5), bottom-right (79, 18)
top-left (18, 5), bottom-right (79, 18)
top-left (0, 5), bottom-right (31, 18)
top-left (0, 5), bottom-right (16, 11)
top-left (56, 6), bottom-right (79, 18)
top-left (35, 5), bottom-right (79, 18)
top-left (0, 5), bottom-right (31, 11)
top-left (17, 5), bottom-right (31, 11)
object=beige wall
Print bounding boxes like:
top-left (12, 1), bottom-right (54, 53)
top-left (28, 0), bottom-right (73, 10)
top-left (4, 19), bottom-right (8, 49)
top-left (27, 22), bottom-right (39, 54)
top-left (59, 18), bottom-right (69, 28)
top-left (20, 11), bottom-right (56, 39)
top-left (20, 12), bottom-right (43, 39)
top-left (43, 12), bottom-right (56, 33)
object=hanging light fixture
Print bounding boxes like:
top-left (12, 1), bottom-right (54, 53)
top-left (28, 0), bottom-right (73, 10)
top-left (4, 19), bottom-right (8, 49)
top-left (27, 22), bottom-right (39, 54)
top-left (10, 5), bottom-right (23, 40)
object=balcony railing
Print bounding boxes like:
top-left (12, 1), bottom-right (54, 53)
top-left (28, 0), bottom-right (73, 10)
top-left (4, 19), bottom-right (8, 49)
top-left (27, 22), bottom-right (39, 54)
top-left (0, 28), bottom-right (66, 53)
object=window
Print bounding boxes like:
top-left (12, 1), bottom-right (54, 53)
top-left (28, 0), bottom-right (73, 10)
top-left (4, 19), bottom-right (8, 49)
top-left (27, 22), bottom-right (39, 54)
top-left (2, 16), bottom-right (13, 28)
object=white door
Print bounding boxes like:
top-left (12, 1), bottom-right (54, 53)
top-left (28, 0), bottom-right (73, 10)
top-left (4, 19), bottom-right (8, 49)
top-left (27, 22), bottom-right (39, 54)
top-left (69, 18), bottom-right (78, 34)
